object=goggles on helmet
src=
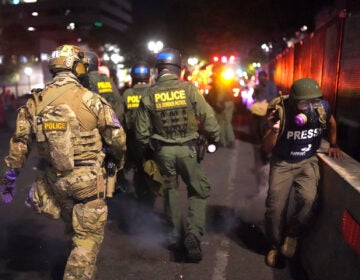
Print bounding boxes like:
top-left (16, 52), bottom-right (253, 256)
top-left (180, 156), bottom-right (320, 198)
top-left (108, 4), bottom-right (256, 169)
top-left (134, 66), bottom-right (149, 74)
top-left (296, 98), bottom-right (322, 111)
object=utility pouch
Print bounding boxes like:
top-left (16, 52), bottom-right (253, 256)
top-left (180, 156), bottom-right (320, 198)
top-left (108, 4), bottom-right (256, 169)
top-left (105, 159), bottom-right (117, 198)
top-left (106, 174), bottom-right (116, 198)
top-left (35, 117), bottom-right (46, 142)
top-left (149, 138), bottom-right (162, 152)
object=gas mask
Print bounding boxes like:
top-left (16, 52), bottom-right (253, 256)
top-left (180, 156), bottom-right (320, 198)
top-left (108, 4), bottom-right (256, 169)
top-left (294, 99), bottom-right (322, 127)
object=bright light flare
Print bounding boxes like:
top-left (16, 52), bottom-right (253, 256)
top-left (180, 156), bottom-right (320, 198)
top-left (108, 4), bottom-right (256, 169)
top-left (229, 55), bottom-right (235, 63)
top-left (188, 57), bottom-right (199, 66)
top-left (242, 87), bottom-right (254, 109)
top-left (148, 41), bottom-right (164, 54)
top-left (232, 87), bottom-right (240, 97)
top-left (221, 56), bottom-right (228, 63)
top-left (221, 68), bottom-right (235, 81)
top-left (24, 66), bottom-right (33, 76)
top-left (110, 53), bottom-right (124, 64)
top-left (300, 25), bottom-right (308, 32)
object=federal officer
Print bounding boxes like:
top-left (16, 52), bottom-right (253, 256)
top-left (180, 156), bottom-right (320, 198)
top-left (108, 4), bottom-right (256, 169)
top-left (135, 48), bottom-right (220, 262)
top-left (80, 50), bottom-right (124, 121)
top-left (121, 61), bottom-right (154, 205)
top-left (262, 78), bottom-right (342, 267)
top-left (0, 45), bottom-right (126, 279)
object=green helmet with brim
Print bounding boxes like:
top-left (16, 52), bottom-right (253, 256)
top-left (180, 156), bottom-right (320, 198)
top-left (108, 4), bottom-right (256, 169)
top-left (290, 78), bottom-right (323, 100)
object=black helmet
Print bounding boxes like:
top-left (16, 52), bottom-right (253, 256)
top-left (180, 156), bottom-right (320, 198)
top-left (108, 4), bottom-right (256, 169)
top-left (84, 51), bottom-right (100, 72)
top-left (130, 61), bottom-right (150, 83)
top-left (155, 48), bottom-right (182, 70)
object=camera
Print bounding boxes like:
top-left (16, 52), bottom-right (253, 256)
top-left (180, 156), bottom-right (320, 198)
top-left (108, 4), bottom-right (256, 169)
top-left (273, 109), bottom-right (280, 122)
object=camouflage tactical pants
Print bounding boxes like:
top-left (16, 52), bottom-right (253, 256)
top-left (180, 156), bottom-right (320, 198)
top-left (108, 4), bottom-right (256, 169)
top-left (33, 167), bottom-right (108, 280)
top-left (63, 199), bottom-right (107, 280)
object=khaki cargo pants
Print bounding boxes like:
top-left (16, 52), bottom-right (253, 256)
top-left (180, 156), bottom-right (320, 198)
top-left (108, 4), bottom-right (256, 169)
top-left (265, 155), bottom-right (320, 248)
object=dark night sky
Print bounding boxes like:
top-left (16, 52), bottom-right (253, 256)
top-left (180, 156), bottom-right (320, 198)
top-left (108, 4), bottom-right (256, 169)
top-left (128, 0), bottom-right (336, 63)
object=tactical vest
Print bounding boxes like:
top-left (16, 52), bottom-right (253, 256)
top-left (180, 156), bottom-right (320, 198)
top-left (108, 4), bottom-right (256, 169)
top-left (271, 98), bottom-right (330, 162)
top-left (31, 84), bottom-right (103, 172)
top-left (88, 72), bottom-right (115, 94)
top-left (150, 80), bottom-right (197, 140)
top-left (123, 85), bottom-right (148, 130)
top-left (87, 71), bottom-right (123, 119)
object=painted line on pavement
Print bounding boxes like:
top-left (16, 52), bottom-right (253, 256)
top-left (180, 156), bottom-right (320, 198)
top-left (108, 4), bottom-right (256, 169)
top-left (212, 141), bottom-right (239, 280)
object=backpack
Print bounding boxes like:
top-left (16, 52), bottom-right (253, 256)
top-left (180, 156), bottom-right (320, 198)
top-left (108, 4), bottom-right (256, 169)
top-left (33, 85), bottom-right (81, 172)
top-left (267, 94), bottom-right (288, 138)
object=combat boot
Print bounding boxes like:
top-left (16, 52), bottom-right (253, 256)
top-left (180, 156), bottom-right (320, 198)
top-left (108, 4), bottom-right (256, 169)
top-left (265, 248), bottom-right (285, 268)
top-left (281, 236), bottom-right (298, 258)
top-left (265, 249), bottom-right (279, 267)
top-left (184, 233), bottom-right (202, 263)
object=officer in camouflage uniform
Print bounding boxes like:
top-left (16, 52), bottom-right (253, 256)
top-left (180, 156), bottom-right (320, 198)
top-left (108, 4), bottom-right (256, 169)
top-left (262, 78), bottom-right (342, 267)
top-left (80, 50), bottom-right (124, 121)
top-left (0, 45), bottom-right (126, 280)
top-left (121, 61), bottom-right (154, 205)
top-left (135, 48), bottom-right (220, 262)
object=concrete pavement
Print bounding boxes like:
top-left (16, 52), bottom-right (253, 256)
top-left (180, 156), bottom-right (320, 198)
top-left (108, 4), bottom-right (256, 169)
top-left (0, 122), bottom-right (306, 280)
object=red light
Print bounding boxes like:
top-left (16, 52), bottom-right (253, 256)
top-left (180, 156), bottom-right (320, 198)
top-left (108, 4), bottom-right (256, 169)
top-left (342, 210), bottom-right (360, 255)
top-left (213, 56), bottom-right (219, 62)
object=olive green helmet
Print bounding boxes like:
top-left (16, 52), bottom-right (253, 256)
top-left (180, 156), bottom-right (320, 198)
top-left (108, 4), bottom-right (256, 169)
top-left (290, 78), bottom-right (323, 100)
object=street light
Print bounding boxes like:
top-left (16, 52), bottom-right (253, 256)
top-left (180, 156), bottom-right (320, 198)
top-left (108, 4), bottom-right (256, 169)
top-left (147, 40), bottom-right (164, 82)
top-left (147, 40), bottom-right (164, 54)
top-left (187, 57), bottom-right (199, 66)
top-left (24, 66), bottom-right (33, 91)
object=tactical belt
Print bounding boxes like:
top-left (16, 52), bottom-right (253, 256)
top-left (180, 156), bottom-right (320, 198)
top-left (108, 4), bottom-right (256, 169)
top-left (74, 192), bottom-right (105, 204)
top-left (159, 139), bottom-right (196, 147)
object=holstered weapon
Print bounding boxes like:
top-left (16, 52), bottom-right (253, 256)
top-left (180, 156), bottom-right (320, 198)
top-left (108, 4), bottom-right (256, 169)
top-left (196, 135), bottom-right (208, 163)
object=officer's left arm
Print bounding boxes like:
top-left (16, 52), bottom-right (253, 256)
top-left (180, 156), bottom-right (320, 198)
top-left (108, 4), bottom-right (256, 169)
top-left (327, 115), bottom-right (343, 159)
top-left (109, 79), bottom-right (125, 122)
top-left (134, 97), bottom-right (152, 147)
top-left (95, 96), bottom-right (126, 164)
